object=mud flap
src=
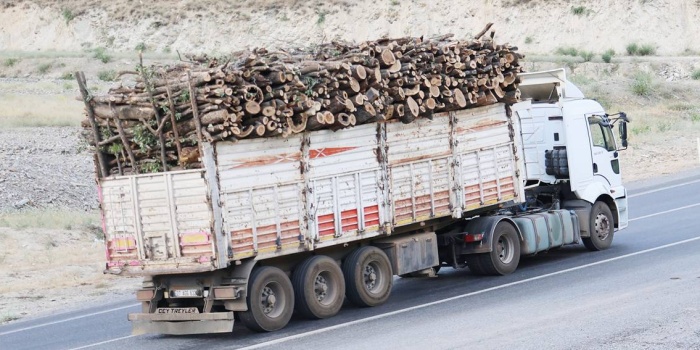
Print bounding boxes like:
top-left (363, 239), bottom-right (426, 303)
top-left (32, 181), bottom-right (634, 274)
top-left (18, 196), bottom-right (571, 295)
top-left (129, 312), bottom-right (234, 335)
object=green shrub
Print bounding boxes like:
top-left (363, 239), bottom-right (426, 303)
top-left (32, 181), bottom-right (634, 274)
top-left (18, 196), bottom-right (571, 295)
top-left (637, 44), bottom-right (656, 56)
top-left (556, 47), bottom-right (579, 56)
top-left (62, 8), bottom-right (75, 24)
top-left (626, 43), bottom-right (656, 56)
top-left (579, 51), bottom-right (594, 62)
top-left (690, 112), bottom-right (700, 123)
top-left (601, 49), bottom-right (615, 63)
top-left (60, 72), bottom-right (74, 80)
top-left (135, 42), bottom-right (147, 52)
top-left (3, 58), bottom-right (19, 67)
top-left (92, 47), bottom-right (111, 63)
top-left (571, 6), bottom-right (586, 15)
top-left (692, 70), bottom-right (700, 80)
top-left (630, 72), bottom-right (653, 96)
top-left (524, 36), bottom-right (533, 44)
top-left (97, 70), bottom-right (117, 81)
top-left (317, 11), bottom-right (326, 25)
top-left (37, 63), bottom-right (52, 74)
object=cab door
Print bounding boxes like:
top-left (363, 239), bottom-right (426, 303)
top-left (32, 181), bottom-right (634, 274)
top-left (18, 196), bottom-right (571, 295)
top-left (587, 116), bottom-right (621, 189)
top-left (588, 115), bottom-right (628, 229)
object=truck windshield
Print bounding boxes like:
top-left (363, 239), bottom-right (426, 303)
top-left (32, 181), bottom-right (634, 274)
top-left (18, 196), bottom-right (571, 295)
top-left (588, 116), bottom-right (616, 152)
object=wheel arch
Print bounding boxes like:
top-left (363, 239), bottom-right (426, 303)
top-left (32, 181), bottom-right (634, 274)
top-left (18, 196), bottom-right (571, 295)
top-left (595, 194), bottom-right (619, 228)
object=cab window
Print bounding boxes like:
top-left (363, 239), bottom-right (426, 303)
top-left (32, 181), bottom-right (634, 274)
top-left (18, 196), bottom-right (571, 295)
top-left (588, 116), bottom-right (616, 151)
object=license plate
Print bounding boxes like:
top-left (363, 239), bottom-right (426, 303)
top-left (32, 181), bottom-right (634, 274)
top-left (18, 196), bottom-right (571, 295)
top-left (171, 289), bottom-right (200, 298)
top-left (157, 307), bottom-right (199, 314)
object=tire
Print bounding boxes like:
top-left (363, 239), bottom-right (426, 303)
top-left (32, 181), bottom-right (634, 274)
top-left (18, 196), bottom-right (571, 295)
top-left (342, 246), bottom-right (393, 307)
top-left (240, 266), bottom-right (294, 332)
top-left (583, 201), bottom-right (614, 251)
top-left (292, 255), bottom-right (345, 319)
top-left (466, 222), bottom-right (520, 276)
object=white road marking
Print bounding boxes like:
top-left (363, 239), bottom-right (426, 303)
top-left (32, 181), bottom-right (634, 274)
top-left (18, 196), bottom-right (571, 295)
top-left (629, 202), bottom-right (700, 222)
top-left (628, 178), bottom-right (700, 198)
top-left (68, 335), bottom-right (137, 350)
top-left (238, 235), bottom-right (700, 350)
top-left (0, 303), bottom-right (139, 336)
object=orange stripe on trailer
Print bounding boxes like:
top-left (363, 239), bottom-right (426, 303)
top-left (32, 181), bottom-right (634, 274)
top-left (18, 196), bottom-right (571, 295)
top-left (309, 147), bottom-right (357, 159)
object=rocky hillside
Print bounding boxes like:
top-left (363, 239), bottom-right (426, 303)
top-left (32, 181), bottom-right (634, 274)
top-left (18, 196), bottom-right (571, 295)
top-left (1, 0), bottom-right (699, 55)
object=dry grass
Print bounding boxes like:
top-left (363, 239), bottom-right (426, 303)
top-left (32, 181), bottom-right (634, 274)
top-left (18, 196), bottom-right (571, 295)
top-left (0, 209), bottom-right (100, 231)
top-left (0, 94), bottom-right (84, 127)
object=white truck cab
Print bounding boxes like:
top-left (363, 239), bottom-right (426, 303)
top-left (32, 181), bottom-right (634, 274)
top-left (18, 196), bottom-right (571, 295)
top-left (514, 69), bottom-right (629, 249)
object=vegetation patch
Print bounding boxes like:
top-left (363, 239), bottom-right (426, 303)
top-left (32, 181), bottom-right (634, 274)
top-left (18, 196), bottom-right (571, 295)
top-left (92, 47), bottom-right (112, 63)
top-left (579, 50), bottom-right (594, 62)
top-left (691, 70), bottom-right (700, 80)
top-left (0, 209), bottom-right (99, 232)
top-left (3, 58), bottom-right (19, 67)
top-left (667, 103), bottom-right (694, 111)
top-left (1, 314), bottom-right (21, 323)
top-left (316, 10), bottom-right (327, 25)
top-left (601, 49), bottom-right (615, 63)
top-left (97, 70), bottom-right (117, 81)
top-left (630, 72), bottom-right (653, 96)
top-left (571, 6), bottom-right (587, 15)
top-left (37, 63), bottom-right (52, 74)
top-left (61, 8), bottom-right (76, 24)
top-left (626, 43), bottom-right (656, 56)
top-left (555, 47), bottom-right (579, 57)
top-left (631, 124), bottom-right (651, 135)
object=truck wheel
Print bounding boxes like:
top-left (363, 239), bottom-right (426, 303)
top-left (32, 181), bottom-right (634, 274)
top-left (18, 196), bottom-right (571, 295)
top-left (583, 201), bottom-right (614, 251)
top-left (240, 266), bottom-right (294, 332)
top-left (342, 246), bottom-right (393, 307)
top-left (292, 255), bottom-right (345, 319)
top-left (466, 222), bottom-right (520, 276)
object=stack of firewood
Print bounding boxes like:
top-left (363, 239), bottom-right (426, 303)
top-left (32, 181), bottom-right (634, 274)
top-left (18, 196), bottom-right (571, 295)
top-left (80, 26), bottom-right (523, 176)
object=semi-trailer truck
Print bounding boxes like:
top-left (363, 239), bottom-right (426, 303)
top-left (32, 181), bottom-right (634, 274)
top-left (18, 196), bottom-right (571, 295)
top-left (98, 68), bottom-right (629, 334)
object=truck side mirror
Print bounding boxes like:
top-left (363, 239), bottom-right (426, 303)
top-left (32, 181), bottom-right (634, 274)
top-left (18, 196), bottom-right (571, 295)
top-left (619, 121), bottom-right (628, 149)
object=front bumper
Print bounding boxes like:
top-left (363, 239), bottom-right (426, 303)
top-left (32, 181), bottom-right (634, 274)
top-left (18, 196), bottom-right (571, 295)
top-left (129, 312), bottom-right (234, 335)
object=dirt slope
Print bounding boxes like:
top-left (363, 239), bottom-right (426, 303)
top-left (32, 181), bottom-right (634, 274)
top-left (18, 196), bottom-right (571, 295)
top-left (2, 0), bottom-right (699, 55)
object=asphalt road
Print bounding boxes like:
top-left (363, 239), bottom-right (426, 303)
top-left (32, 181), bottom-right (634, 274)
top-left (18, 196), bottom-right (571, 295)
top-left (2, 170), bottom-right (700, 350)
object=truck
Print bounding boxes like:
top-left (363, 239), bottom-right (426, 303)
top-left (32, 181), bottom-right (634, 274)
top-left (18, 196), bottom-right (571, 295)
top-left (98, 68), bottom-right (629, 334)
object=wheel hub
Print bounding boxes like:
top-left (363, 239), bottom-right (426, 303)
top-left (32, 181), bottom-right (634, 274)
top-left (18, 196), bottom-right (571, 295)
top-left (364, 265), bottom-right (377, 290)
top-left (497, 235), bottom-right (514, 264)
top-left (261, 286), bottom-right (277, 314)
top-left (314, 274), bottom-right (328, 301)
top-left (594, 213), bottom-right (611, 240)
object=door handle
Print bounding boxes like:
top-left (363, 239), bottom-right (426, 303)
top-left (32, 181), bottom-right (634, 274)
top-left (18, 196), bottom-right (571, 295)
top-left (593, 163), bottom-right (598, 173)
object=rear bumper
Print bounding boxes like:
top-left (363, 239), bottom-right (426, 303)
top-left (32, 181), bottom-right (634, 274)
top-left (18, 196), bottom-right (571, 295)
top-left (128, 312), bottom-right (234, 335)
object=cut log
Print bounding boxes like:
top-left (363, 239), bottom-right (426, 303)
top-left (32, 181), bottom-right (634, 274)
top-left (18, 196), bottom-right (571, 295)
top-left (245, 101), bottom-right (261, 115)
top-left (453, 88), bottom-right (467, 108)
top-left (380, 48), bottom-right (396, 66)
top-left (351, 65), bottom-right (367, 80)
top-left (355, 102), bottom-right (377, 124)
